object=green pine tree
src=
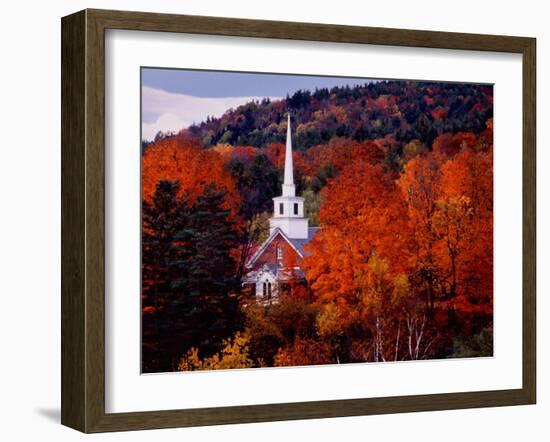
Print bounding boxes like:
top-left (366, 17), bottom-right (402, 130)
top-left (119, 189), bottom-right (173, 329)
top-left (164, 184), bottom-right (243, 369)
top-left (142, 181), bottom-right (243, 372)
top-left (142, 180), bottom-right (186, 372)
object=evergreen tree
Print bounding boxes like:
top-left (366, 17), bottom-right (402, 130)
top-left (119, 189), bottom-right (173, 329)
top-left (229, 154), bottom-right (280, 220)
top-left (141, 180), bottom-right (184, 372)
top-left (142, 181), bottom-right (243, 372)
top-left (164, 184), bottom-right (243, 368)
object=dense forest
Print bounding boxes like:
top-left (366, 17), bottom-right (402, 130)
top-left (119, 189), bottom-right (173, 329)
top-left (182, 80), bottom-right (493, 149)
top-left (141, 80), bottom-right (493, 373)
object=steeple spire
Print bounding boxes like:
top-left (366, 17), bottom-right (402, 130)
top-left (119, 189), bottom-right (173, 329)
top-left (269, 113), bottom-right (308, 238)
top-left (282, 113), bottom-right (295, 197)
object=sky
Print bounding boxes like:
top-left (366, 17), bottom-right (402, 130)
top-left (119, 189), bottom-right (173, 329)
top-left (141, 68), bottom-right (372, 141)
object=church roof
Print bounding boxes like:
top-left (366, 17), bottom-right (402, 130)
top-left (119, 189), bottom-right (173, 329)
top-left (245, 226), bottom-right (321, 269)
top-left (287, 227), bottom-right (321, 256)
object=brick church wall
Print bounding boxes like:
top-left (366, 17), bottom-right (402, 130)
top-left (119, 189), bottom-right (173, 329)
top-left (250, 233), bottom-right (302, 271)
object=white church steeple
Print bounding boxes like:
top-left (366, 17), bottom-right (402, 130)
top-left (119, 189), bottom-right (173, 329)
top-left (282, 114), bottom-right (295, 197)
top-left (269, 114), bottom-right (309, 239)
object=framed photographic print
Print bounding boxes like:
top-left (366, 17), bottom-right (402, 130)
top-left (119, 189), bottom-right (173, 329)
top-left (61, 9), bottom-right (536, 433)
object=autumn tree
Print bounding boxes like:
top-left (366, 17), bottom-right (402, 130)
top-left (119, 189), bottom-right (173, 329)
top-left (142, 136), bottom-right (239, 215)
top-left (432, 132), bottom-right (478, 158)
top-left (397, 153), bottom-right (444, 313)
top-left (244, 297), bottom-right (319, 366)
top-left (303, 157), bottom-right (426, 363)
top-left (178, 333), bottom-right (254, 371)
top-left (274, 337), bottom-right (333, 367)
top-left (305, 160), bottom-right (407, 308)
top-left (436, 146), bottom-right (493, 322)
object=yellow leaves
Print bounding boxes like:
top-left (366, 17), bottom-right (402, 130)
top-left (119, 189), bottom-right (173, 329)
top-left (435, 196), bottom-right (473, 223)
top-left (303, 105), bottom-right (346, 126)
top-left (177, 348), bottom-right (202, 371)
top-left (316, 303), bottom-right (346, 339)
top-left (313, 109), bottom-right (327, 121)
top-left (392, 273), bottom-right (410, 304)
top-left (211, 143), bottom-right (233, 156)
top-left (402, 139), bottom-right (428, 165)
top-left (177, 332), bottom-right (253, 371)
top-left (356, 256), bottom-right (392, 312)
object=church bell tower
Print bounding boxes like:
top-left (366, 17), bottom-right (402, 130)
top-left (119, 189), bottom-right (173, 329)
top-left (269, 114), bottom-right (309, 239)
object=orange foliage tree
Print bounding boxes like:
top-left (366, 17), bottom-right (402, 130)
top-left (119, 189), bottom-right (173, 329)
top-left (397, 153), bottom-right (444, 312)
top-left (142, 136), bottom-right (240, 216)
top-left (302, 124), bottom-right (493, 361)
top-left (303, 138), bottom-right (385, 179)
top-left (436, 147), bottom-right (493, 314)
top-left (303, 159), bottom-right (418, 362)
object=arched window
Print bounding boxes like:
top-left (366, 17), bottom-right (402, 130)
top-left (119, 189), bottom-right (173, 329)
top-left (267, 282), bottom-right (272, 299)
top-left (263, 282), bottom-right (267, 297)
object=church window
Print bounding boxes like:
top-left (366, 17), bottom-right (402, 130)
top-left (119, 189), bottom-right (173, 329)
top-left (279, 202), bottom-right (284, 215)
top-left (293, 203), bottom-right (298, 215)
top-left (267, 282), bottom-right (272, 299)
top-left (263, 282), bottom-right (267, 297)
top-left (277, 246), bottom-right (283, 261)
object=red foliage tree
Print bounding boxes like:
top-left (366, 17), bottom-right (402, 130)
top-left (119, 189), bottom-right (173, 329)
top-left (142, 136), bottom-right (240, 217)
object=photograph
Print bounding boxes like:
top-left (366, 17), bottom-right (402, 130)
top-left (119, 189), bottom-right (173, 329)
top-left (140, 68), bottom-right (494, 374)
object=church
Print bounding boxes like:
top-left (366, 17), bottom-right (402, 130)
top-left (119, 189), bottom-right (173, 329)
top-left (243, 115), bottom-right (320, 304)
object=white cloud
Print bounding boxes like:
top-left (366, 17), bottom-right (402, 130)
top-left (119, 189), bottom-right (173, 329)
top-left (141, 86), bottom-right (280, 141)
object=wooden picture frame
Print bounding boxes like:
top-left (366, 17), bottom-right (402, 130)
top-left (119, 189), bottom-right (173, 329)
top-left (61, 8), bottom-right (536, 433)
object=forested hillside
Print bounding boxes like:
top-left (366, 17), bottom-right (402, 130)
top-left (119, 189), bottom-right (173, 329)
top-left (182, 80), bottom-right (493, 151)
